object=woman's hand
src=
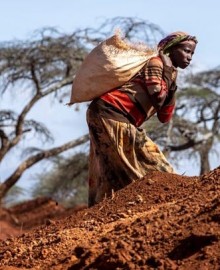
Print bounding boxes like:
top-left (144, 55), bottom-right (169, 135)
top-left (159, 50), bottom-right (173, 67)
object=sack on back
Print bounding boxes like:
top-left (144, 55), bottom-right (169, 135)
top-left (69, 33), bottom-right (158, 104)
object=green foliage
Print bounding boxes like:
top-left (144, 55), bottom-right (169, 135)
top-left (32, 152), bottom-right (88, 207)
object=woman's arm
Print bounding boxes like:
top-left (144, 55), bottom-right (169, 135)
top-left (143, 56), bottom-right (177, 123)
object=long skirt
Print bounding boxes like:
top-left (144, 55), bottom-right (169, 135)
top-left (86, 99), bottom-right (174, 207)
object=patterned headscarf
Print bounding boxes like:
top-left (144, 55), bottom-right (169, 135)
top-left (158, 31), bottom-right (198, 54)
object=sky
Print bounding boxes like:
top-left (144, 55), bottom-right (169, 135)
top-left (0, 0), bottom-right (220, 195)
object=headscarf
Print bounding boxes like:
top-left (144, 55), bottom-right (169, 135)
top-left (158, 31), bottom-right (198, 54)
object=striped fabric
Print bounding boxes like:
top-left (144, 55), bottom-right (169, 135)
top-left (143, 56), bottom-right (175, 109)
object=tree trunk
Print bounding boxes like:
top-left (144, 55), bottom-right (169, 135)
top-left (199, 137), bottom-right (213, 175)
top-left (0, 134), bottom-right (89, 202)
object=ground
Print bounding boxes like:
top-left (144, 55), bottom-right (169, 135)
top-left (0, 167), bottom-right (219, 270)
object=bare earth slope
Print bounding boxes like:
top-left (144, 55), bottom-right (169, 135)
top-left (0, 167), bottom-right (219, 270)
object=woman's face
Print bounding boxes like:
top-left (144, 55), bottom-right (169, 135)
top-left (169, 40), bottom-right (197, 69)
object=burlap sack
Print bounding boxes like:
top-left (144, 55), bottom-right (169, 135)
top-left (69, 33), bottom-right (158, 104)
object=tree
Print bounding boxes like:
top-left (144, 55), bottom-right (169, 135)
top-left (0, 17), bottom-right (165, 203)
top-left (0, 27), bottom-right (90, 201)
top-left (177, 68), bottom-right (220, 174)
top-left (32, 152), bottom-right (88, 207)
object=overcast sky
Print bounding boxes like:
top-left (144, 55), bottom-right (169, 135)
top-left (0, 0), bottom-right (219, 192)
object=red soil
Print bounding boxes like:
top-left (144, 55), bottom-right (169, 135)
top-left (0, 167), bottom-right (219, 269)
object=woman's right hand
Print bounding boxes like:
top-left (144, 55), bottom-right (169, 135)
top-left (159, 50), bottom-right (173, 67)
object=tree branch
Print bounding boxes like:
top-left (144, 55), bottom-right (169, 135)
top-left (0, 129), bottom-right (9, 160)
top-left (0, 134), bottom-right (89, 199)
top-left (7, 76), bottom-right (73, 158)
top-left (42, 76), bottom-right (73, 97)
top-left (167, 133), bottom-right (213, 151)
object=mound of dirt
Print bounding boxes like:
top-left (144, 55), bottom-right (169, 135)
top-left (0, 167), bottom-right (219, 270)
top-left (0, 197), bottom-right (86, 240)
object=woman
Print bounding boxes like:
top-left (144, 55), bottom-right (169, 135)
top-left (87, 31), bottom-right (198, 207)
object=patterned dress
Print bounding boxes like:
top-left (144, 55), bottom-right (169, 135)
top-left (87, 56), bottom-right (177, 207)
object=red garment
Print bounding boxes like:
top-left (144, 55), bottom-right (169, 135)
top-left (157, 104), bottom-right (175, 123)
top-left (101, 90), bottom-right (146, 127)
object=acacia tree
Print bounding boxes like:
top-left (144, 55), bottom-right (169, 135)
top-left (0, 17), bottom-right (165, 203)
top-left (177, 68), bottom-right (220, 174)
top-left (0, 28), bottom-right (90, 201)
top-left (32, 152), bottom-right (89, 207)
